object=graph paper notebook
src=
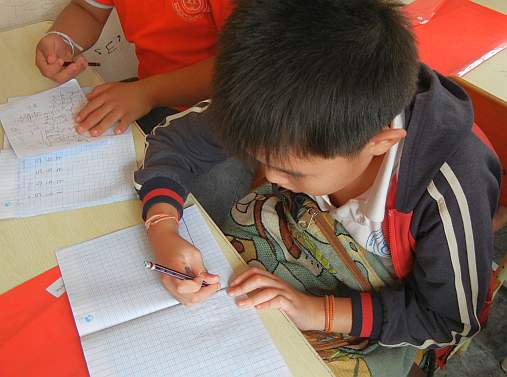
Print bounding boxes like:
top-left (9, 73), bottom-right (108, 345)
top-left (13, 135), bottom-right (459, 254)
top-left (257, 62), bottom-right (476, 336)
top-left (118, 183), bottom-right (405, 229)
top-left (56, 205), bottom-right (291, 377)
top-left (0, 129), bottom-right (136, 219)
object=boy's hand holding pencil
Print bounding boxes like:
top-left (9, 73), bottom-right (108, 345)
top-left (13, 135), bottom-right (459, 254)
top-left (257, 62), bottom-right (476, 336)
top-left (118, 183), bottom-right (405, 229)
top-left (145, 204), bottom-right (220, 306)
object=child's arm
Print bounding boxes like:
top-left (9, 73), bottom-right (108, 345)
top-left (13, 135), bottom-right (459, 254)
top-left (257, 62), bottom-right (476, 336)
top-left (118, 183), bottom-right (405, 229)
top-left (146, 202), bottom-right (220, 305)
top-left (75, 57), bottom-right (214, 136)
top-left (134, 105), bottom-right (229, 302)
top-left (73, 0), bottom-right (233, 136)
top-left (134, 103), bottom-right (228, 218)
top-left (35, 0), bottom-right (111, 83)
top-left (362, 157), bottom-right (502, 347)
top-left (229, 159), bottom-right (502, 341)
top-left (228, 267), bottom-right (353, 333)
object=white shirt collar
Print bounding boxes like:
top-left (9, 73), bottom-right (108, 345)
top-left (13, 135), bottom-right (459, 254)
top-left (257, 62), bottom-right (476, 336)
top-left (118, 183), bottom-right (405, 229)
top-left (313, 112), bottom-right (405, 224)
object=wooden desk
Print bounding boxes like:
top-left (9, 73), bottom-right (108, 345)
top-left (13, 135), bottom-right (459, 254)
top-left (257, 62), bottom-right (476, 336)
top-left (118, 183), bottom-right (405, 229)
top-left (0, 21), bottom-right (332, 377)
top-left (462, 0), bottom-right (507, 102)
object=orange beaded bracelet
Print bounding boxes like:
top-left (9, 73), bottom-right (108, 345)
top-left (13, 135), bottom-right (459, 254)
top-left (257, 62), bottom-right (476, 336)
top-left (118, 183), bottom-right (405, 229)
top-left (324, 295), bottom-right (335, 333)
top-left (324, 296), bottom-right (329, 332)
top-left (328, 295), bottom-right (334, 333)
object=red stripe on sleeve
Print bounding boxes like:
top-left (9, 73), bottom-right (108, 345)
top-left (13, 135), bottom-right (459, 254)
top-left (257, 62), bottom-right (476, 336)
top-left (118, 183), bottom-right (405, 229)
top-left (360, 293), bottom-right (374, 338)
top-left (142, 188), bottom-right (185, 206)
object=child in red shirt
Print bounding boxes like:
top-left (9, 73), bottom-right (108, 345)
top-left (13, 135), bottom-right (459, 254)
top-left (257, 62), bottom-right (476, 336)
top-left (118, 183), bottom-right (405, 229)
top-left (35, 0), bottom-right (233, 134)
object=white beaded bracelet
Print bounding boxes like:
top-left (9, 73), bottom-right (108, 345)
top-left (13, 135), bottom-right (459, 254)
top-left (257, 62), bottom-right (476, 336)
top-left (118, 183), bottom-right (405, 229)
top-left (44, 31), bottom-right (85, 57)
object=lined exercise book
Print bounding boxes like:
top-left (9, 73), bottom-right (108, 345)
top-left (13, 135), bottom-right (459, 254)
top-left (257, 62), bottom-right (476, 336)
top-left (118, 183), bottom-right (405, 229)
top-left (56, 205), bottom-right (291, 377)
top-left (0, 79), bottom-right (113, 158)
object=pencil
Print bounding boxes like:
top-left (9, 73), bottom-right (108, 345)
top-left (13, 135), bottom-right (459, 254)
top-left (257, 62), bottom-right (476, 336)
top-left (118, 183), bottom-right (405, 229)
top-left (63, 61), bottom-right (101, 67)
top-left (144, 260), bottom-right (210, 286)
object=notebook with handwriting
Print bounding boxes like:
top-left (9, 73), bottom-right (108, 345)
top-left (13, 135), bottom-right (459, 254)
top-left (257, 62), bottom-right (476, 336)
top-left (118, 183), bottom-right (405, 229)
top-left (0, 79), bottom-right (114, 158)
top-left (56, 205), bottom-right (291, 377)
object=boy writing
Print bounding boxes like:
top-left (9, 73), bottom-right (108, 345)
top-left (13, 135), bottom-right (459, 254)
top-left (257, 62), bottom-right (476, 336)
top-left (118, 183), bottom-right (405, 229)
top-left (134, 0), bottom-right (501, 375)
top-left (35, 0), bottom-right (232, 134)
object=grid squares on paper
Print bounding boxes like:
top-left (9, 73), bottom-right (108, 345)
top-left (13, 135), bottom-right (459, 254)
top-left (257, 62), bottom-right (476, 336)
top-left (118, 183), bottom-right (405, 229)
top-left (57, 225), bottom-right (172, 337)
top-left (0, 147), bottom-right (18, 217)
top-left (0, 129), bottom-right (136, 219)
top-left (177, 206), bottom-right (234, 287)
top-left (58, 205), bottom-right (290, 376)
top-left (82, 291), bottom-right (291, 377)
top-left (57, 205), bottom-right (233, 337)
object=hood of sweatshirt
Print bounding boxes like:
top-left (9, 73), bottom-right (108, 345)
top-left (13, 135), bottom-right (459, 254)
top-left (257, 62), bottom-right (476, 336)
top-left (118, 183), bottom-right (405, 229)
top-left (395, 65), bottom-right (475, 212)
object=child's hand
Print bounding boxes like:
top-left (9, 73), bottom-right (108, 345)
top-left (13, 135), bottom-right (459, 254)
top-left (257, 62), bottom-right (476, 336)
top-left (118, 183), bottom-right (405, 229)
top-left (148, 223), bottom-right (220, 306)
top-left (227, 267), bottom-right (324, 331)
top-left (75, 81), bottom-right (153, 136)
top-left (35, 33), bottom-right (88, 83)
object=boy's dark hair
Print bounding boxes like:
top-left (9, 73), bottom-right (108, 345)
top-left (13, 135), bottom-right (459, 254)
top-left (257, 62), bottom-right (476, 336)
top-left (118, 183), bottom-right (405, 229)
top-left (210, 0), bottom-right (419, 160)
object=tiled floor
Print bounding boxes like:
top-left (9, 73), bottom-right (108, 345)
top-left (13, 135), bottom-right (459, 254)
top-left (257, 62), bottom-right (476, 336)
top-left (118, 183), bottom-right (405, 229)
top-left (436, 227), bottom-right (507, 377)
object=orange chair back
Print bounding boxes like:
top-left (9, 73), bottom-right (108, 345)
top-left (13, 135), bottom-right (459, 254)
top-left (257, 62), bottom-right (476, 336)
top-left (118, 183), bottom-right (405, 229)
top-left (452, 77), bottom-right (507, 206)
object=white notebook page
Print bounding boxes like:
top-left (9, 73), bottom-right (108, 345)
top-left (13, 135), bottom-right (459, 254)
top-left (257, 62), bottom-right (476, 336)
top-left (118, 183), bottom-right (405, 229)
top-left (82, 290), bottom-right (291, 377)
top-left (0, 79), bottom-right (112, 158)
top-left (0, 143), bottom-right (18, 218)
top-left (0, 130), bottom-right (136, 219)
top-left (57, 205), bottom-right (234, 337)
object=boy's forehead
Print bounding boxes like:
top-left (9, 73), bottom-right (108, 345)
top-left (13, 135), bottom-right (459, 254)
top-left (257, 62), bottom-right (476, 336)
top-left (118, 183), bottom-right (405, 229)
top-left (256, 153), bottom-right (308, 174)
top-left (256, 150), bottom-right (296, 162)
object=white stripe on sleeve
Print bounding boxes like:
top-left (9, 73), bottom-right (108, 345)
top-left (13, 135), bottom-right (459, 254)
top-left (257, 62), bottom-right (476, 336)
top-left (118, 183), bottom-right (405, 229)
top-left (85, 0), bottom-right (114, 9)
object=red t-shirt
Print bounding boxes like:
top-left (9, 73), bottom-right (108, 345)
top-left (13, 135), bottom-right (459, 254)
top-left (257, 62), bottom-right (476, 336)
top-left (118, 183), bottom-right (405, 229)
top-left (90, 0), bottom-right (233, 79)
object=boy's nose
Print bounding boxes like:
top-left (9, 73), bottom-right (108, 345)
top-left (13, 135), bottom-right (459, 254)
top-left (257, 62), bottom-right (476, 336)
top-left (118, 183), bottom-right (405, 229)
top-left (265, 168), bottom-right (287, 187)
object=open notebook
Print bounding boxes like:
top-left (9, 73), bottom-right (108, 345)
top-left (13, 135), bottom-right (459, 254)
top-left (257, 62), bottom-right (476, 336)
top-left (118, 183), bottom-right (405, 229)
top-left (0, 130), bottom-right (136, 219)
top-left (56, 205), bottom-right (291, 377)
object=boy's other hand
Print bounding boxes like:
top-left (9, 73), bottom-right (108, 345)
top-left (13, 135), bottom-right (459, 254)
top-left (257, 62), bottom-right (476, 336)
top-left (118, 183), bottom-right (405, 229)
top-left (75, 81), bottom-right (153, 136)
top-left (35, 33), bottom-right (88, 83)
top-left (149, 226), bottom-right (220, 306)
top-left (227, 267), bottom-right (324, 331)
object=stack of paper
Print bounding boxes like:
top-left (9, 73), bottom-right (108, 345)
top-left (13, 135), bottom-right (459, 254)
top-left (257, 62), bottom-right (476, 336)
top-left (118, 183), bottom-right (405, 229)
top-left (0, 80), bottom-right (137, 219)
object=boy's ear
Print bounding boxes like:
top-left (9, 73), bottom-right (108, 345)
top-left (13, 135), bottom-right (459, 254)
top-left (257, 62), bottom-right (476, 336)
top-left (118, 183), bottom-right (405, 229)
top-left (367, 128), bottom-right (407, 156)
